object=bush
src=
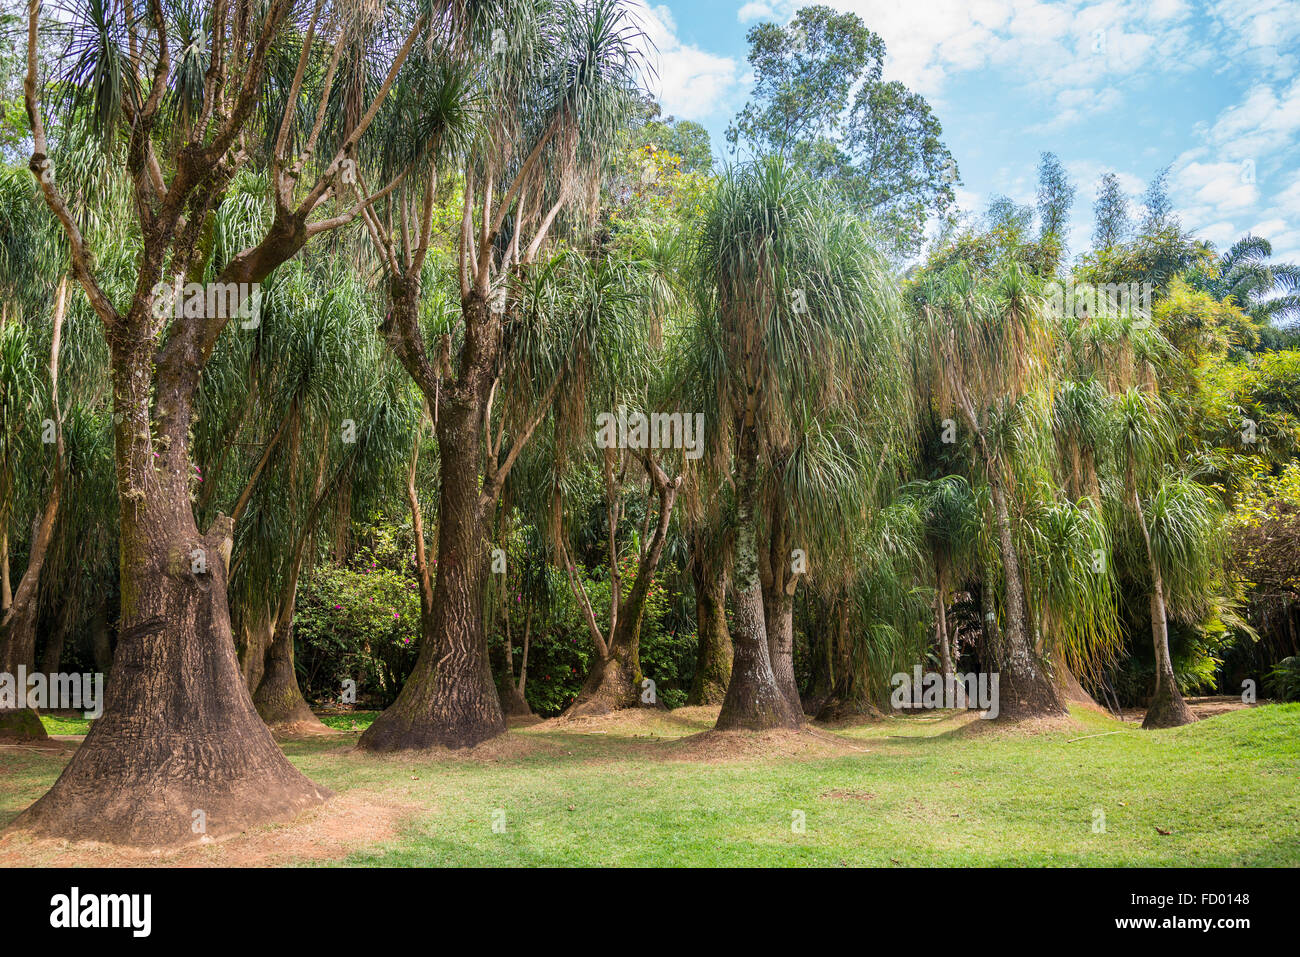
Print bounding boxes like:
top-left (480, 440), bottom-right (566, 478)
top-left (1266, 657), bottom-right (1300, 702)
top-left (294, 547), bottom-right (420, 707)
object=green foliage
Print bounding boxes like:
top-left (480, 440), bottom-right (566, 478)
top-left (294, 545), bottom-right (422, 708)
top-left (1266, 657), bottom-right (1300, 702)
top-left (726, 4), bottom-right (955, 256)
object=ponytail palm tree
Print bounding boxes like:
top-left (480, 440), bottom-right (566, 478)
top-left (913, 262), bottom-right (1067, 718)
top-left (1110, 387), bottom-right (1218, 727)
top-left (359, 0), bottom-right (646, 751)
top-left (15, 0), bottom-right (430, 846)
top-left (693, 154), bottom-right (905, 730)
top-left (909, 474), bottom-right (980, 677)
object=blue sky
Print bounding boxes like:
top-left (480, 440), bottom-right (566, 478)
top-left (629, 0), bottom-right (1300, 263)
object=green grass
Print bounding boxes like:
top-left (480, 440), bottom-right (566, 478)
top-left (318, 712), bottom-right (380, 732)
top-left (5, 704), bottom-right (1298, 866)
top-left (35, 714), bottom-right (92, 736)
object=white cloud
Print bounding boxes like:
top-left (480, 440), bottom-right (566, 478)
top-left (1276, 174), bottom-right (1300, 217)
top-left (1204, 0), bottom-right (1300, 83)
top-left (631, 3), bottom-right (743, 121)
top-left (722, 0), bottom-right (1299, 254)
top-left (1030, 86), bottom-right (1124, 134)
top-left (728, 0), bottom-right (1202, 108)
top-left (1196, 220), bottom-right (1238, 247)
top-left (1190, 76), bottom-right (1300, 163)
top-left (737, 1), bottom-right (776, 19)
top-left (1168, 77), bottom-right (1300, 249)
top-left (1175, 160), bottom-right (1260, 214)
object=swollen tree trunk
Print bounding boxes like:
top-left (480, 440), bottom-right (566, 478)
top-left (360, 307), bottom-right (505, 749)
top-left (238, 602), bottom-right (273, 694)
top-left (1133, 489), bottom-right (1195, 729)
top-left (1057, 665), bottom-right (1104, 711)
top-left (11, 501), bottom-right (329, 845)
top-left (763, 589), bottom-right (799, 712)
top-left (9, 330), bottom-right (328, 846)
top-left (816, 590), bottom-right (882, 721)
top-left (253, 539), bottom-right (329, 734)
top-left (565, 457), bottom-right (679, 718)
top-left (254, 612), bottom-right (326, 734)
top-left (760, 494), bottom-right (802, 713)
top-left (496, 585), bottom-right (533, 717)
top-left (687, 559), bottom-right (732, 705)
top-left (0, 503), bottom-right (54, 741)
top-left (988, 480), bottom-right (1066, 719)
top-left (716, 424), bottom-right (802, 731)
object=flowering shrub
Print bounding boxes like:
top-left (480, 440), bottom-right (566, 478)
top-left (294, 547), bottom-right (421, 707)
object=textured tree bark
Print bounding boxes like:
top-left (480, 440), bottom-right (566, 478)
top-left (0, 530), bottom-right (10, 611)
top-left (935, 560), bottom-right (953, 678)
top-left (254, 615), bottom-right (326, 733)
top-left (496, 585), bottom-right (533, 717)
top-left (1056, 664), bottom-right (1104, 711)
top-left (7, 318), bottom-right (328, 844)
top-left (989, 481), bottom-right (1066, 719)
top-left (763, 586), bottom-right (801, 713)
top-left (1134, 490), bottom-right (1195, 729)
top-left (497, 663), bottom-right (533, 716)
top-left (565, 457), bottom-right (678, 717)
top-left (358, 345), bottom-right (505, 750)
top-left (816, 591), bottom-right (883, 721)
top-left (9, 0), bottom-right (414, 843)
top-left (253, 447), bottom-right (332, 735)
top-left (0, 533), bottom-right (50, 740)
top-left (717, 424), bottom-right (802, 731)
top-left (759, 496), bottom-right (802, 714)
top-left (687, 559), bottom-right (732, 706)
top-left (253, 544), bottom-right (329, 734)
top-left (9, 503), bottom-right (329, 844)
top-left (238, 604), bottom-right (273, 694)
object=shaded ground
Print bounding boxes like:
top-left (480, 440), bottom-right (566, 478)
top-left (2, 702), bottom-right (1297, 866)
top-left (1117, 695), bottom-right (1260, 723)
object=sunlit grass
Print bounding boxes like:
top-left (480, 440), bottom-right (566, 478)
top-left (6, 704), bottom-right (1297, 866)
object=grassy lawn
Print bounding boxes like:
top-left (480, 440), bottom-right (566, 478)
top-left (2, 703), bottom-right (1296, 866)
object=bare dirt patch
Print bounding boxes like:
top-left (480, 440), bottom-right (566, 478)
top-left (821, 789), bottom-right (876, 801)
top-left (660, 725), bottom-right (869, 762)
top-left (1119, 696), bottom-right (1262, 723)
top-left (0, 790), bottom-right (415, 868)
top-left (347, 731), bottom-right (563, 764)
top-left (951, 712), bottom-right (1085, 738)
top-left (0, 738), bottom-right (78, 754)
top-left (270, 722), bottom-right (346, 739)
top-left (536, 705), bottom-right (718, 739)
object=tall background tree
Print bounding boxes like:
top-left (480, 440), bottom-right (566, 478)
top-left (726, 4), bottom-right (956, 258)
